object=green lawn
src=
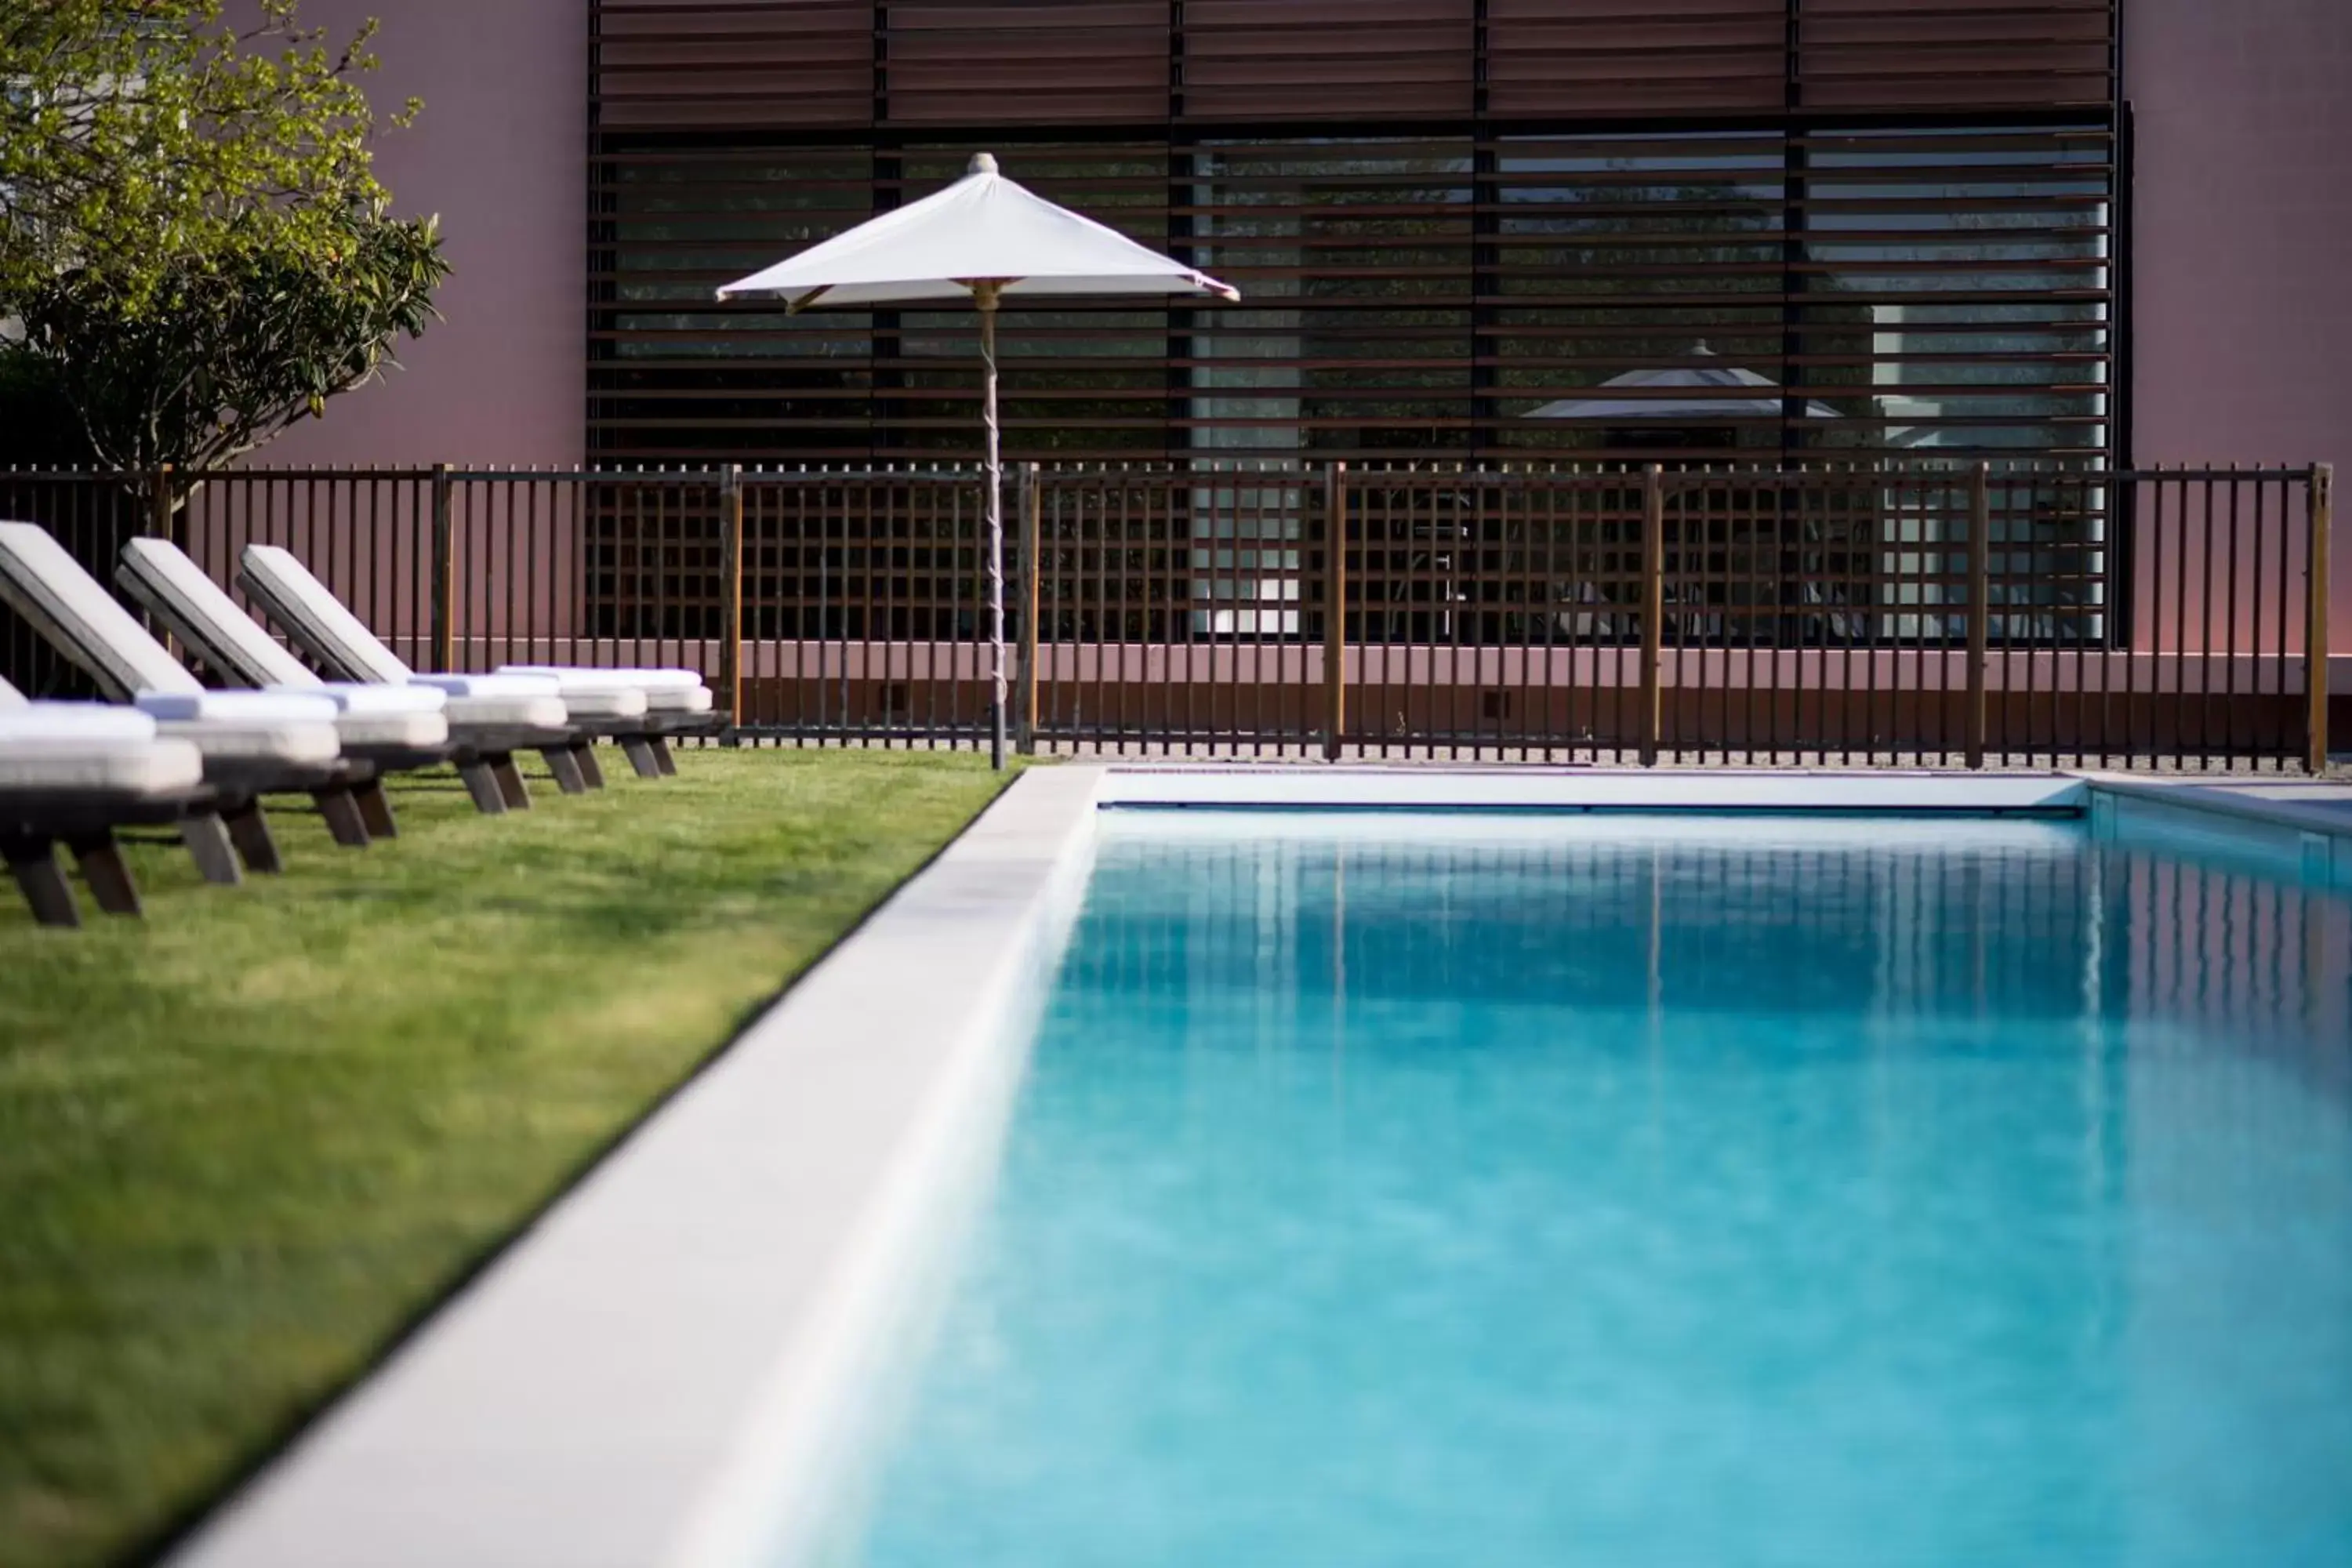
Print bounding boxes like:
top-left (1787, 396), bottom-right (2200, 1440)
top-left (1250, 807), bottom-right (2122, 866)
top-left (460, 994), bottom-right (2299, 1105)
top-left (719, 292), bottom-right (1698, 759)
top-left (0, 747), bottom-right (1014, 1568)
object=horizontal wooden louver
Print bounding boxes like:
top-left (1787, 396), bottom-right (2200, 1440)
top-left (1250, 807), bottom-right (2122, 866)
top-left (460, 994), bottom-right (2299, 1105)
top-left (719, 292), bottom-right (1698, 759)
top-left (1794, 0), bottom-right (2116, 112)
top-left (1485, 0), bottom-right (1791, 118)
top-left (1181, 0), bottom-right (1475, 122)
top-left (593, 0), bottom-right (875, 129)
top-left (591, 1), bottom-right (2117, 129)
top-left (883, 2), bottom-right (1170, 125)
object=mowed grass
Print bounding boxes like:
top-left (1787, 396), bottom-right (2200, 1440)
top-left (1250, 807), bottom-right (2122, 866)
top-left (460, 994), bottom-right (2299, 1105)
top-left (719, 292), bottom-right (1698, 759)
top-left (0, 747), bottom-right (1015, 1568)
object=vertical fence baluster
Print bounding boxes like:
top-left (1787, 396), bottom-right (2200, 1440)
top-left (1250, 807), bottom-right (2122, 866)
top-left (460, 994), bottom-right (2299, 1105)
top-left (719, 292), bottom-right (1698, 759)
top-left (1639, 464), bottom-right (1664, 767)
top-left (1967, 462), bottom-right (1990, 769)
top-left (1018, 463), bottom-right (1041, 753)
top-left (2309, 463), bottom-right (2333, 775)
top-left (720, 464), bottom-right (744, 731)
top-left (1324, 462), bottom-right (1347, 762)
top-left (430, 463), bottom-right (454, 673)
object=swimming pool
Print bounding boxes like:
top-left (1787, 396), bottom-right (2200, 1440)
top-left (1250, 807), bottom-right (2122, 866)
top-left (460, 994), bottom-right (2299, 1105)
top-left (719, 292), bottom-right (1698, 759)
top-left (826, 811), bottom-right (2352, 1567)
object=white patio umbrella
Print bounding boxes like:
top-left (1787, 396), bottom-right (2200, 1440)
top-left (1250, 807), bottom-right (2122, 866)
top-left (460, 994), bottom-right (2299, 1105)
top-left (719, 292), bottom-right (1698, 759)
top-left (717, 153), bottom-right (1239, 768)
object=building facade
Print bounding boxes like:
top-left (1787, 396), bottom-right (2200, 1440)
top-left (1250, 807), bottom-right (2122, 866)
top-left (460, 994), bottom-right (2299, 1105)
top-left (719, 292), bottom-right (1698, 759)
top-left (260, 0), bottom-right (2350, 623)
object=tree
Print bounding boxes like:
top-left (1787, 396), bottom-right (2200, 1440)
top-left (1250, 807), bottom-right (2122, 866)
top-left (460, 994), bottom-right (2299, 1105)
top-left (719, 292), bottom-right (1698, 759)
top-left (0, 1), bottom-right (413, 311)
top-left (11, 204), bottom-right (448, 493)
top-left (0, 2), bottom-right (445, 488)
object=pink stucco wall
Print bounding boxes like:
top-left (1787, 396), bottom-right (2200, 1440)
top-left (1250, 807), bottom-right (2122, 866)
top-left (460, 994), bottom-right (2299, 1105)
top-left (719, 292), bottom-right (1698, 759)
top-left (2127, 0), bottom-right (2352, 629)
top-left (258, 0), bottom-right (583, 469)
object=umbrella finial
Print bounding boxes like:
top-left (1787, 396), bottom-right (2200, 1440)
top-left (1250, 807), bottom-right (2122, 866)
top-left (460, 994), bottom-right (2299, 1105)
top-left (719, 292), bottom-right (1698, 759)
top-left (969, 152), bottom-right (999, 176)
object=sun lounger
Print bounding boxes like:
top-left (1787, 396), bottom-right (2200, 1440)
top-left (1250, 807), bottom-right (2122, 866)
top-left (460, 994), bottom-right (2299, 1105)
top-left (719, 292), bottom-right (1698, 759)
top-left (0, 699), bottom-right (229, 927)
top-left (117, 537), bottom-right (572, 817)
top-left (238, 543), bottom-right (717, 781)
top-left (234, 544), bottom-right (653, 794)
top-left (497, 666), bottom-right (717, 777)
top-left (0, 522), bottom-right (351, 861)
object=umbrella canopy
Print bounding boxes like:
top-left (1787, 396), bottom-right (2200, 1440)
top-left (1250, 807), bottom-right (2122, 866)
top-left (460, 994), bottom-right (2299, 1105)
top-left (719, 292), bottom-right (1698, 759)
top-left (716, 153), bottom-right (1237, 771)
top-left (1526, 347), bottom-right (1840, 422)
top-left (716, 153), bottom-right (1239, 310)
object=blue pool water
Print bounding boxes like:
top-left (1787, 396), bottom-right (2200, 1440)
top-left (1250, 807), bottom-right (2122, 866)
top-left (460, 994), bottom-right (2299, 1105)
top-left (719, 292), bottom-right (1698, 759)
top-left (840, 814), bottom-right (2352, 1567)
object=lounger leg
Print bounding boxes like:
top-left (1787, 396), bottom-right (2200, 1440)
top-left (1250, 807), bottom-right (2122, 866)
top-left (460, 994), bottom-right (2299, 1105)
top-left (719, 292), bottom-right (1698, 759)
top-left (180, 813), bottom-right (244, 886)
top-left (651, 736), bottom-right (678, 776)
top-left (312, 786), bottom-right (373, 849)
top-left (619, 736), bottom-right (662, 779)
top-left (2, 833), bottom-right (80, 928)
top-left (457, 758), bottom-right (509, 815)
top-left (354, 779), bottom-right (399, 840)
top-left (542, 745), bottom-right (590, 796)
top-left (491, 755), bottom-right (532, 810)
top-left (223, 799), bottom-right (285, 874)
top-left (66, 831), bottom-right (143, 918)
top-left (570, 739), bottom-right (607, 790)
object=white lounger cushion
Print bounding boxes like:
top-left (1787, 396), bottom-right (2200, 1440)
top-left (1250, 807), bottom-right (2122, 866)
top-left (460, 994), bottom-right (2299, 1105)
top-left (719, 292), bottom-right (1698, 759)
top-left (136, 690), bottom-right (341, 725)
top-left (441, 691), bottom-right (572, 732)
top-left (647, 683), bottom-right (715, 716)
top-left (0, 522), bottom-right (205, 699)
top-left (406, 674), bottom-right (571, 733)
top-left (416, 670), bottom-right (645, 722)
top-left (499, 665), bottom-right (706, 694)
top-left (133, 691), bottom-right (343, 768)
top-left (238, 543), bottom-right (413, 685)
top-left (0, 676), bottom-right (25, 710)
top-left (412, 673), bottom-right (562, 699)
top-left (499, 666), bottom-right (713, 716)
top-left (281, 683), bottom-right (447, 717)
top-left (0, 703), bottom-right (160, 741)
top-left (118, 537), bottom-right (320, 688)
top-left (263, 683), bottom-right (450, 750)
top-left (0, 713), bottom-right (205, 795)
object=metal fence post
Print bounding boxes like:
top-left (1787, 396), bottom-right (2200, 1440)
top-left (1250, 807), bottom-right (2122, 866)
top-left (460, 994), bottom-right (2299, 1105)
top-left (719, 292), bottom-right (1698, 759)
top-left (2309, 463), bottom-right (2333, 775)
top-left (1639, 463), bottom-right (1665, 766)
top-left (430, 462), bottom-right (455, 673)
top-left (1966, 462), bottom-right (1991, 769)
top-left (1018, 463), bottom-right (1042, 753)
top-left (720, 463), bottom-right (745, 731)
top-left (1324, 461), bottom-right (1348, 761)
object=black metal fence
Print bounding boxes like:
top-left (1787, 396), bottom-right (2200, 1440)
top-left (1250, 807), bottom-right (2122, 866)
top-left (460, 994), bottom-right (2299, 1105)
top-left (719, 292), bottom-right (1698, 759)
top-left (0, 461), bottom-right (2333, 769)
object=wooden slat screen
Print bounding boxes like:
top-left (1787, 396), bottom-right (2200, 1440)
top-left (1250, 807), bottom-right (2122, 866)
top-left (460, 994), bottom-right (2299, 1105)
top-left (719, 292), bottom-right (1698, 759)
top-left (593, 0), bottom-right (875, 129)
top-left (1181, 1), bottom-right (1477, 122)
top-left (1794, 0), bottom-right (2117, 112)
top-left (1484, 0), bottom-right (1793, 118)
top-left (592, 1), bottom-right (2117, 131)
top-left (884, 3), bottom-right (1170, 125)
top-left (590, 0), bottom-right (2118, 466)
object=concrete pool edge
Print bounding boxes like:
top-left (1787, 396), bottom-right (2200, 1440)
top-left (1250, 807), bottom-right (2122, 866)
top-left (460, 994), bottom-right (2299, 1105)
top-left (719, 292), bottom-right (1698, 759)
top-left (1096, 764), bottom-right (2089, 814)
top-left (169, 764), bottom-right (1111, 1568)
top-left (2071, 772), bottom-right (2352, 891)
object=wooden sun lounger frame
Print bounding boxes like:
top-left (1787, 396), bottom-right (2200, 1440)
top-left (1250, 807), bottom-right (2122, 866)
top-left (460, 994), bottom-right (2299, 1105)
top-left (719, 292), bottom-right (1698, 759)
top-left (2, 782), bottom-right (256, 928)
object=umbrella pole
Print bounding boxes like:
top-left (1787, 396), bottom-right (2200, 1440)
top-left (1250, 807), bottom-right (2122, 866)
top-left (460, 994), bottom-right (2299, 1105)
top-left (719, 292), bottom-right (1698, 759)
top-left (978, 282), bottom-right (1007, 771)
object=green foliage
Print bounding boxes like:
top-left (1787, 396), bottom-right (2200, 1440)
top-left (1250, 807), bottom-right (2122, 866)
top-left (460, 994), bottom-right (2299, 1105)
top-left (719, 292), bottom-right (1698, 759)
top-left (12, 205), bottom-right (449, 487)
top-left (0, 1), bottom-right (415, 312)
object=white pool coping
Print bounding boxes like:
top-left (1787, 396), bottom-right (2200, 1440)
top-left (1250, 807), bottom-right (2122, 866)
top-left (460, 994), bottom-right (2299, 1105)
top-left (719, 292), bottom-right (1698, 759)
top-left (1098, 764), bottom-right (2089, 814)
top-left (170, 760), bottom-right (2347, 1568)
